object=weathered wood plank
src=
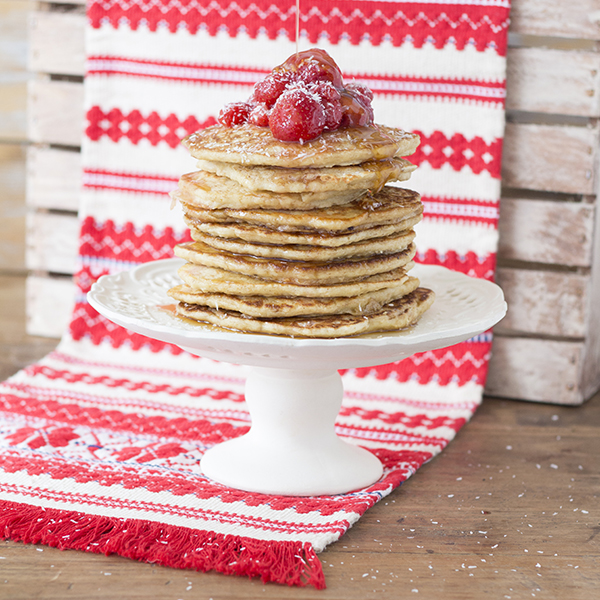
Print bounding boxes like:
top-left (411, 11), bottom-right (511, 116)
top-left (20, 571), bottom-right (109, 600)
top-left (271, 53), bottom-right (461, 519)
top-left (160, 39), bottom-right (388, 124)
top-left (27, 77), bottom-right (85, 147)
top-left (509, 0), bottom-right (600, 40)
top-left (486, 336), bottom-right (585, 405)
top-left (0, 0), bottom-right (34, 142)
top-left (26, 145), bottom-right (81, 212)
top-left (0, 1), bottom-right (31, 73)
top-left (502, 122), bottom-right (598, 194)
top-left (28, 10), bottom-right (86, 76)
top-left (494, 267), bottom-right (589, 338)
top-left (580, 133), bottom-right (600, 400)
top-left (497, 198), bottom-right (595, 267)
top-left (0, 143), bottom-right (27, 272)
top-left (25, 274), bottom-right (74, 338)
top-left (25, 210), bottom-right (80, 274)
top-left (506, 47), bottom-right (600, 117)
top-left (0, 80), bottom-right (27, 141)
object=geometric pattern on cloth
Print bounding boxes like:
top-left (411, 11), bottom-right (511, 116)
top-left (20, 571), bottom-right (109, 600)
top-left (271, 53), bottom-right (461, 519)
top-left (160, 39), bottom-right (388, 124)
top-left (0, 0), bottom-right (510, 588)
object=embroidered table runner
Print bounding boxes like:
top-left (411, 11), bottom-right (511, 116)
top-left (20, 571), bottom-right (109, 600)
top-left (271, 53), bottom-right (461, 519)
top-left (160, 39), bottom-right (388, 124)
top-left (0, 0), bottom-right (510, 588)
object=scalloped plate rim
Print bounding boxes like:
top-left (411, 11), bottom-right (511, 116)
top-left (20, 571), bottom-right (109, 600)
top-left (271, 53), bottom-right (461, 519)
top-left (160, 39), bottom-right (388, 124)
top-left (87, 259), bottom-right (507, 352)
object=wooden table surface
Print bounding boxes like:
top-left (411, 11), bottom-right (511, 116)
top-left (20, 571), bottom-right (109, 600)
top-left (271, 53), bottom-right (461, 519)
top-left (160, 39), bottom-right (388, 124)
top-left (0, 273), bottom-right (598, 600)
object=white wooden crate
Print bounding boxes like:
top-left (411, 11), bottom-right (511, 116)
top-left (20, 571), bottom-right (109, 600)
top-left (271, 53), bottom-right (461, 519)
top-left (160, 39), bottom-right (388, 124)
top-left (24, 0), bottom-right (600, 405)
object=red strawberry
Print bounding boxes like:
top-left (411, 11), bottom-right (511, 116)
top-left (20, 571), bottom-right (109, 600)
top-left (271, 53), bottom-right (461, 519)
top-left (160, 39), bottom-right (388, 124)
top-left (248, 103), bottom-right (271, 127)
top-left (218, 102), bottom-right (251, 126)
top-left (252, 70), bottom-right (296, 108)
top-left (283, 49), bottom-right (344, 88)
top-left (269, 84), bottom-right (326, 142)
top-left (339, 89), bottom-right (374, 128)
top-left (310, 81), bottom-right (343, 130)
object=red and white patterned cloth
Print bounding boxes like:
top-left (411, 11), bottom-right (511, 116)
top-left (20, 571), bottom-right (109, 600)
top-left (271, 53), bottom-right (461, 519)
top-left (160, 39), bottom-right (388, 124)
top-left (0, 0), bottom-right (510, 588)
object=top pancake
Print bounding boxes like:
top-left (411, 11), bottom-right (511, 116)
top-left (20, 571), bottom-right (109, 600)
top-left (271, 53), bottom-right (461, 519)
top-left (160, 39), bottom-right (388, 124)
top-left (183, 123), bottom-right (420, 168)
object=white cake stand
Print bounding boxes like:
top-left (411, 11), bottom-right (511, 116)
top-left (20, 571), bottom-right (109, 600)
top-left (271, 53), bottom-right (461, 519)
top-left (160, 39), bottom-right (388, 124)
top-left (88, 258), bottom-right (506, 496)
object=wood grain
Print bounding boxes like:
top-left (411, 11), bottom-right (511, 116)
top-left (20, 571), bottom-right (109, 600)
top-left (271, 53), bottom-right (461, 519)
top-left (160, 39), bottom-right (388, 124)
top-left (495, 268), bottom-right (588, 338)
top-left (1, 273), bottom-right (599, 600)
top-left (510, 0), bottom-right (600, 40)
top-left (486, 336), bottom-right (584, 404)
top-left (497, 198), bottom-right (595, 267)
top-left (580, 136), bottom-right (600, 400)
top-left (26, 146), bottom-right (82, 212)
top-left (0, 144), bottom-right (26, 272)
top-left (0, 0), bottom-right (33, 141)
top-left (28, 10), bottom-right (85, 76)
top-left (26, 211), bottom-right (80, 274)
top-left (27, 77), bottom-right (85, 147)
top-left (506, 47), bottom-right (600, 117)
top-left (25, 274), bottom-right (75, 338)
top-left (502, 122), bottom-right (598, 195)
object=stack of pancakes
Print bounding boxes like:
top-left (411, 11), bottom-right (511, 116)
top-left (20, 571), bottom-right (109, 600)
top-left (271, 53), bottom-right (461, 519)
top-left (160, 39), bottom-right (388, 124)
top-left (168, 123), bottom-right (435, 337)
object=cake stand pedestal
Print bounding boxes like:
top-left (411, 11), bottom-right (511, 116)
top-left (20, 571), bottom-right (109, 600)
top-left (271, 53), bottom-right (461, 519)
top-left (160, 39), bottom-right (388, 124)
top-left (88, 259), bottom-right (507, 496)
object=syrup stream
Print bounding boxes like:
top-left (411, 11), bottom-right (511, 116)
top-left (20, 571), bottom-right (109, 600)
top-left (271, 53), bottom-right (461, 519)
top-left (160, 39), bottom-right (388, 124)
top-left (295, 0), bottom-right (300, 56)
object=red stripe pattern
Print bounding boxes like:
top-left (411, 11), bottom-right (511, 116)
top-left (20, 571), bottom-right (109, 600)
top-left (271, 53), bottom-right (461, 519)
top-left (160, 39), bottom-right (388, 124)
top-left (85, 107), bottom-right (502, 177)
top-left (85, 106), bottom-right (215, 148)
top-left (87, 56), bottom-right (506, 105)
top-left (88, 0), bottom-right (511, 54)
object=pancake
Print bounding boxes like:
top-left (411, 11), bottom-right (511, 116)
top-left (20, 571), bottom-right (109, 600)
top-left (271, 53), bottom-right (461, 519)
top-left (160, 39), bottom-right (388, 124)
top-left (179, 186), bottom-right (423, 233)
top-left (177, 262), bottom-right (415, 298)
top-left (169, 49), bottom-right (433, 339)
top-left (173, 240), bottom-right (417, 285)
top-left (183, 123), bottom-right (420, 168)
top-left (185, 214), bottom-right (423, 247)
top-left (195, 157), bottom-right (416, 193)
top-left (176, 287), bottom-right (435, 338)
top-left (176, 170), bottom-right (366, 210)
top-left (168, 276), bottom-right (420, 318)
top-left (189, 228), bottom-right (416, 261)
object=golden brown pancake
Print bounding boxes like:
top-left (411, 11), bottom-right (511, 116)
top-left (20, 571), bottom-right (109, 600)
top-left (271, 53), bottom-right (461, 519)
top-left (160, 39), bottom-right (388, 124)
top-left (195, 157), bottom-right (416, 193)
top-left (168, 276), bottom-right (420, 318)
top-left (183, 123), bottom-right (420, 168)
top-left (185, 214), bottom-right (423, 247)
top-left (175, 287), bottom-right (435, 338)
top-left (188, 228), bottom-right (416, 262)
top-left (173, 240), bottom-right (417, 285)
top-left (177, 262), bottom-right (416, 298)
top-left (175, 171), bottom-right (366, 210)
top-left (178, 186), bottom-right (423, 233)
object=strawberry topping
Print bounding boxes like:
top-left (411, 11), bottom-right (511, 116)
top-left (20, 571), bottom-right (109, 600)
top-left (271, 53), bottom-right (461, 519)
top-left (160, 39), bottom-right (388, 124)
top-left (216, 48), bottom-right (374, 143)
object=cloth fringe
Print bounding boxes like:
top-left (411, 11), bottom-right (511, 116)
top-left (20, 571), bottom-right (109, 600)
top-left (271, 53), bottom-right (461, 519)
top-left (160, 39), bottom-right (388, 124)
top-left (0, 500), bottom-right (326, 589)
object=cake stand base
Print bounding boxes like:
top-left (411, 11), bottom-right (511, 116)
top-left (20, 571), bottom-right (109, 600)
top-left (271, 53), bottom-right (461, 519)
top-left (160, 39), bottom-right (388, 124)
top-left (200, 367), bottom-right (383, 496)
top-left (89, 260), bottom-right (507, 496)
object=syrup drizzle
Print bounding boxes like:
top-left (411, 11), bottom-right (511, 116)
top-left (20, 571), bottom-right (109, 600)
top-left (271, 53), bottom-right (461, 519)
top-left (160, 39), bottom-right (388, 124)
top-left (295, 0), bottom-right (300, 57)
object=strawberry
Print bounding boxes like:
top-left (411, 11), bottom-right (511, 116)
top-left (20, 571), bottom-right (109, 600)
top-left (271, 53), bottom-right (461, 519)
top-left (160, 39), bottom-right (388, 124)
top-left (248, 103), bottom-right (271, 127)
top-left (218, 102), bottom-right (251, 126)
top-left (268, 84), bottom-right (326, 142)
top-left (339, 89), bottom-right (374, 128)
top-left (252, 70), bottom-right (296, 108)
top-left (309, 81), bottom-right (343, 130)
top-left (283, 49), bottom-right (344, 88)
